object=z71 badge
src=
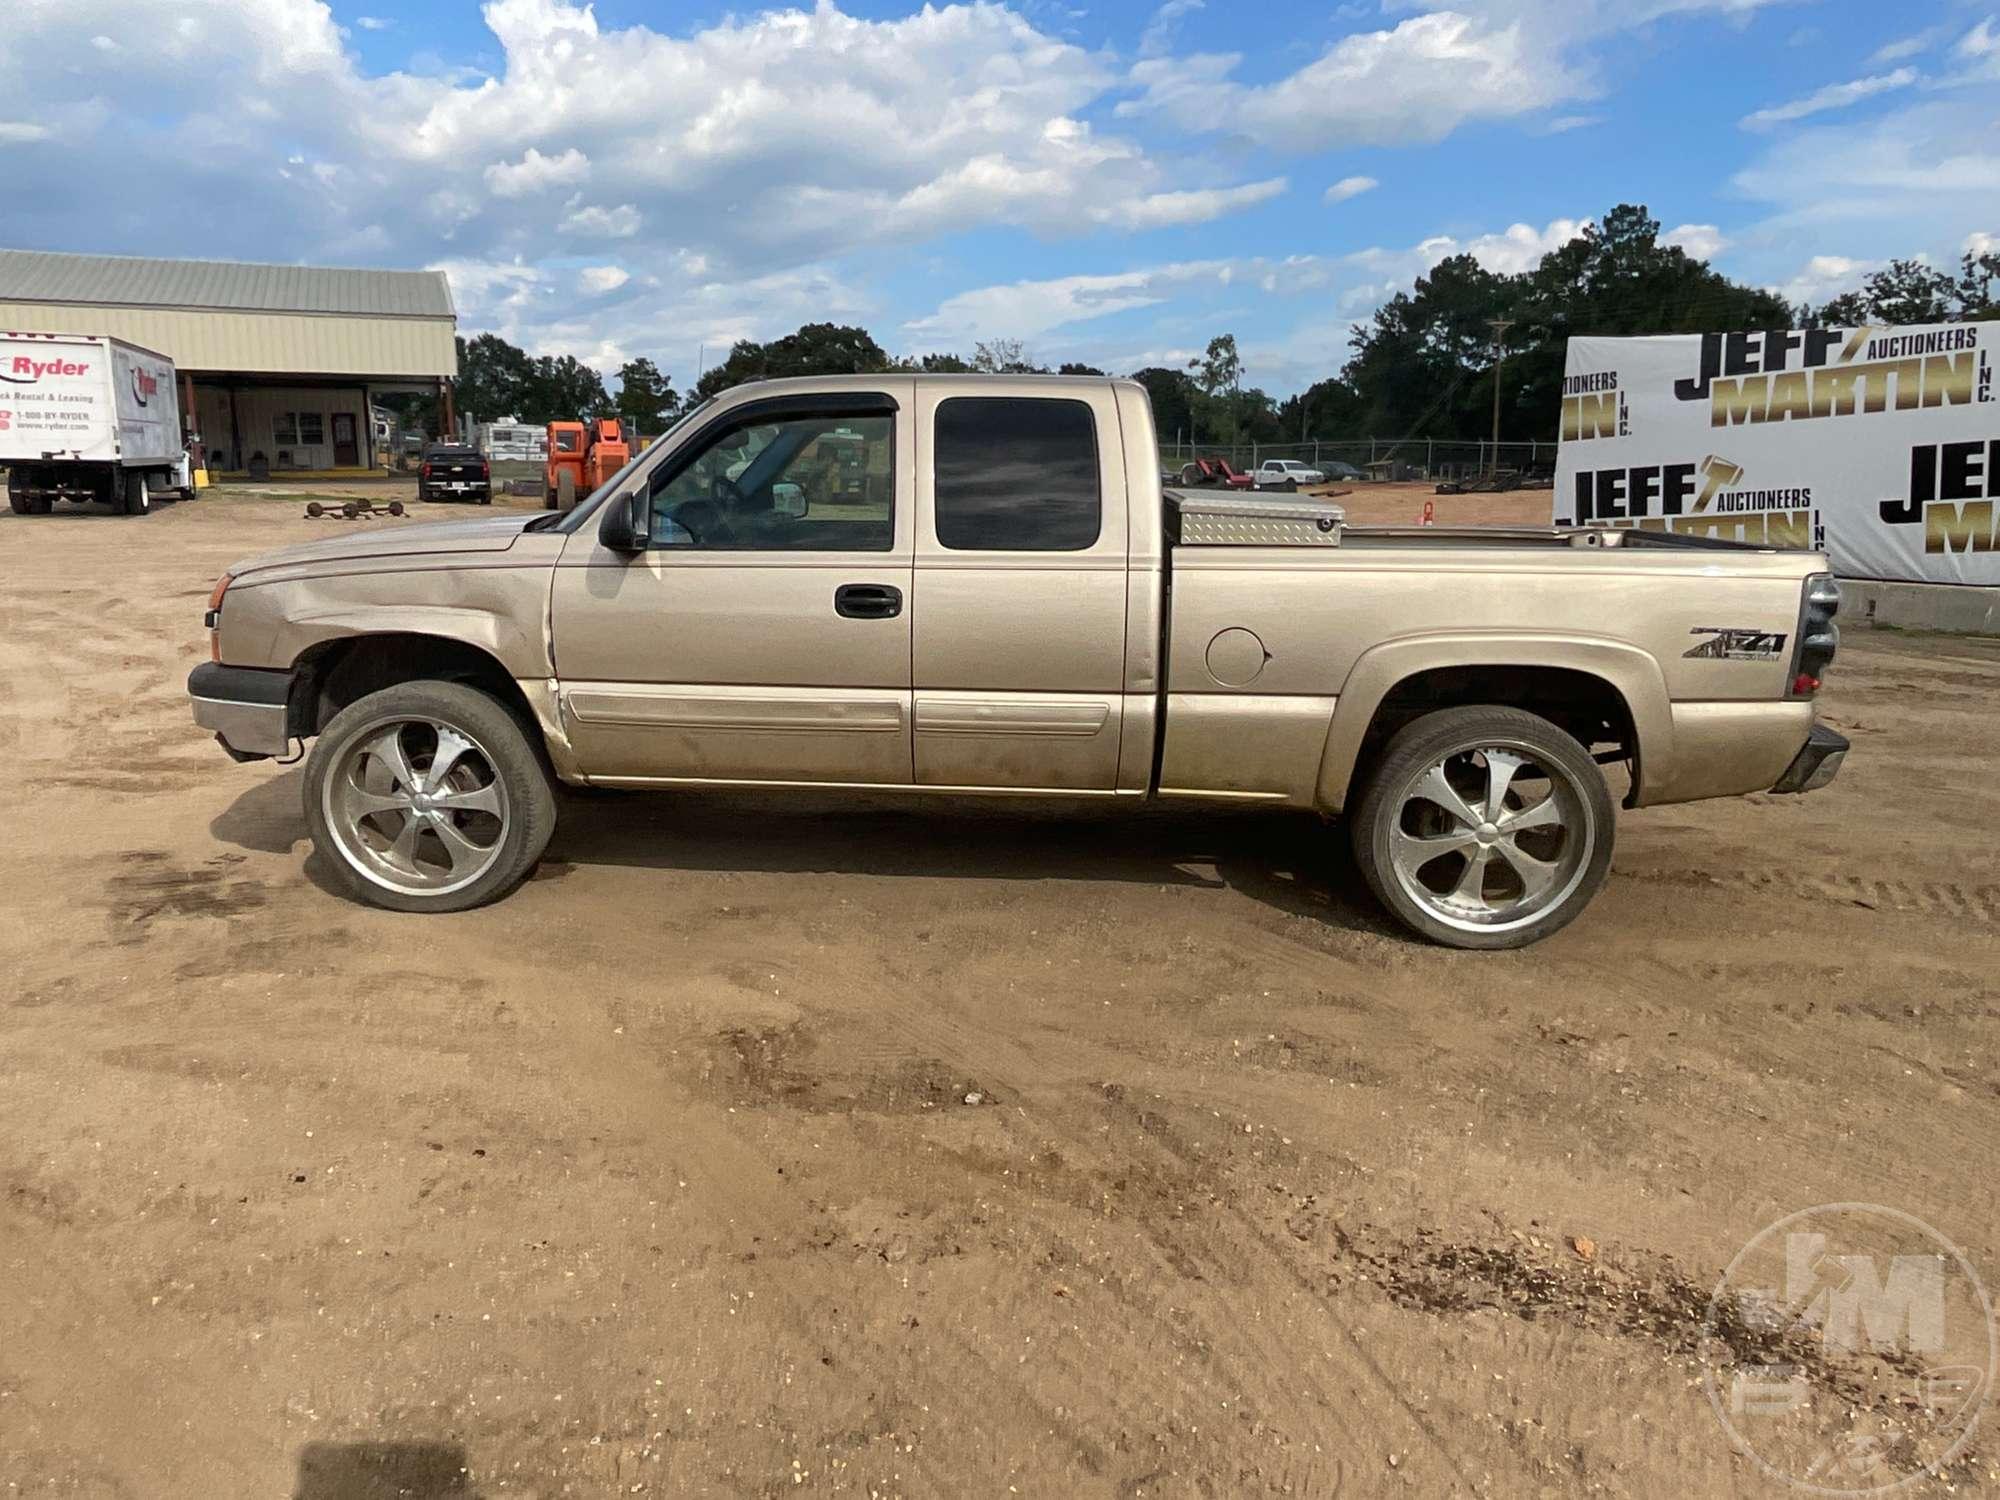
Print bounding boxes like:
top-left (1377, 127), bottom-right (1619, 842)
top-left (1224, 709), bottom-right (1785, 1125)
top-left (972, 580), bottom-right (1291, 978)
top-left (1684, 626), bottom-right (1788, 661)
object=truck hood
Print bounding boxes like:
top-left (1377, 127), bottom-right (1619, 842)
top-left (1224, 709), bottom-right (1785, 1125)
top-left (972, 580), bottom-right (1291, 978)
top-left (230, 515), bottom-right (539, 577)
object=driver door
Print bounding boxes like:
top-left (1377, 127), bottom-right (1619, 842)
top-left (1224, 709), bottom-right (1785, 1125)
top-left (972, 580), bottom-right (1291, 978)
top-left (550, 385), bottom-right (915, 785)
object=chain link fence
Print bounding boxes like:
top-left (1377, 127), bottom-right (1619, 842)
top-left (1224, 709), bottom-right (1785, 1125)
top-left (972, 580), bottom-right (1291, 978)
top-left (1157, 437), bottom-right (1555, 482)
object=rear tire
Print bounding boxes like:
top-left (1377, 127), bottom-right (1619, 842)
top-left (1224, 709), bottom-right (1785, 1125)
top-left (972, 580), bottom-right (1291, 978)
top-left (123, 472), bottom-right (151, 515)
top-left (556, 469), bottom-right (576, 512)
top-left (1350, 705), bottom-right (1615, 950)
top-left (304, 680), bottom-right (557, 914)
top-left (6, 471), bottom-right (29, 515)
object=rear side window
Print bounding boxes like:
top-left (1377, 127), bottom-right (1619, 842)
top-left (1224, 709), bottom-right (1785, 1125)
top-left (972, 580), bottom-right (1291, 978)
top-left (934, 397), bottom-right (1101, 551)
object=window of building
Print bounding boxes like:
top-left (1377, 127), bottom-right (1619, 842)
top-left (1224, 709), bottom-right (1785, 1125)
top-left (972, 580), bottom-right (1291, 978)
top-left (933, 397), bottom-right (1101, 551)
top-left (273, 411), bottom-right (324, 446)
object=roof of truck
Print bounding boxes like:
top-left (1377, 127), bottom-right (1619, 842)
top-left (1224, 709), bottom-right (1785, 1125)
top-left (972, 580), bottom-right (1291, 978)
top-left (0, 250), bottom-right (455, 319)
top-left (717, 372), bottom-right (1132, 392)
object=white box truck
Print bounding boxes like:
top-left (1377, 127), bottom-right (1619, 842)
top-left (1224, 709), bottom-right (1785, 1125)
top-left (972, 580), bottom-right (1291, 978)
top-left (2, 332), bottom-right (196, 516)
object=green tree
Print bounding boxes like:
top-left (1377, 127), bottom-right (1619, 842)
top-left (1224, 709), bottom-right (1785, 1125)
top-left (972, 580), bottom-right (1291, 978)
top-left (1278, 377), bottom-right (1365, 441)
top-left (970, 338), bottom-right (1047, 374)
top-left (526, 354), bottom-right (612, 423)
top-left (455, 332), bottom-right (536, 423)
top-left (1187, 334), bottom-right (1244, 445)
top-left (613, 357), bottom-right (677, 435)
top-left (903, 352), bottom-right (975, 373)
top-left (1057, 362), bottom-right (1106, 376)
top-left (692, 322), bottom-right (892, 403)
top-left (1341, 204), bottom-right (1790, 443)
top-left (1128, 366), bottom-right (1199, 444)
top-left (1816, 250), bottom-right (2000, 325)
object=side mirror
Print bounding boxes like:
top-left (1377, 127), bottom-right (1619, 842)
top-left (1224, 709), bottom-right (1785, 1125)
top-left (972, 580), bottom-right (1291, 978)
top-left (598, 487), bottom-right (650, 554)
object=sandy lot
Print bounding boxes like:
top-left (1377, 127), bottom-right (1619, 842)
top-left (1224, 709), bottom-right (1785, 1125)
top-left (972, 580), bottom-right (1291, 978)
top-left (3, 489), bottom-right (1996, 1498)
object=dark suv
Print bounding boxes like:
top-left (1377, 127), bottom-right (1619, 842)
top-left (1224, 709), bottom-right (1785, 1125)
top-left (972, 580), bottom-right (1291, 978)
top-left (418, 445), bottom-right (492, 505)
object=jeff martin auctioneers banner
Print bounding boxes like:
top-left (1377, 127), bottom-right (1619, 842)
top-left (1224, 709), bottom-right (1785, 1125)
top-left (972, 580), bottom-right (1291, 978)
top-left (1553, 323), bottom-right (1999, 586)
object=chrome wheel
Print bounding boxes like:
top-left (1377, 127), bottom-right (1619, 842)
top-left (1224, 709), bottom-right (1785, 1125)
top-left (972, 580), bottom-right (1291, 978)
top-left (1385, 738), bottom-right (1595, 935)
top-left (322, 716), bottom-right (511, 897)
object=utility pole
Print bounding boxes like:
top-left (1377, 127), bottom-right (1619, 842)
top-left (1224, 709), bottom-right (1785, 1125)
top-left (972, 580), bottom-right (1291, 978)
top-left (1487, 318), bottom-right (1515, 475)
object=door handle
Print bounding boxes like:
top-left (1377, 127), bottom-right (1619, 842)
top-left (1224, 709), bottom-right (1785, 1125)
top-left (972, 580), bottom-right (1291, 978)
top-left (834, 583), bottom-right (903, 620)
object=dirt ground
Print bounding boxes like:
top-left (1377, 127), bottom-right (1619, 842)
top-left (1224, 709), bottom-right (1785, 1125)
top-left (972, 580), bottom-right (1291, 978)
top-left (3, 489), bottom-right (1996, 1498)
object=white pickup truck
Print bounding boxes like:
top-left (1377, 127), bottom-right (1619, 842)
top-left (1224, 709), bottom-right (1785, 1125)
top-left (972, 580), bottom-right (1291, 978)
top-left (1254, 458), bottom-right (1327, 490)
top-left (188, 375), bottom-right (1845, 948)
top-left (2, 332), bottom-right (196, 515)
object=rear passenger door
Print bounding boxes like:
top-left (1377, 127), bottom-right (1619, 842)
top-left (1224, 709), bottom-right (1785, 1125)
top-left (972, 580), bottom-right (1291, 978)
top-left (912, 387), bottom-right (1129, 790)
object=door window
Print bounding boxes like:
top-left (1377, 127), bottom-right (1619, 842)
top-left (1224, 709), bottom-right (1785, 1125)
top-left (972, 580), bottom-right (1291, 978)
top-left (933, 397), bottom-right (1101, 551)
top-left (648, 412), bottom-right (894, 551)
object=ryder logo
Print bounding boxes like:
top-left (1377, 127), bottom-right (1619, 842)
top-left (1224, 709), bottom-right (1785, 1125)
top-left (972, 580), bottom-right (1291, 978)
top-left (1, 355), bottom-right (91, 385)
top-left (130, 365), bottom-right (159, 407)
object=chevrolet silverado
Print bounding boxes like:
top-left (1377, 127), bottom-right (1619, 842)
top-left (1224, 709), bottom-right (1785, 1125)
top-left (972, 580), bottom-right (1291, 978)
top-left (187, 375), bottom-right (1845, 948)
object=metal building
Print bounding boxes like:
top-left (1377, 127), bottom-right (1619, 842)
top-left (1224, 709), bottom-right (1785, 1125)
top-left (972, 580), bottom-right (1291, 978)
top-left (0, 249), bottom-right (456, 478)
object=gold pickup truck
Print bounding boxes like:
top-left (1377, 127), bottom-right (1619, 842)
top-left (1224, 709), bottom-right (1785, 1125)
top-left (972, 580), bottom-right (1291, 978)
top-left (188, 375), bottom-right (1845, 948)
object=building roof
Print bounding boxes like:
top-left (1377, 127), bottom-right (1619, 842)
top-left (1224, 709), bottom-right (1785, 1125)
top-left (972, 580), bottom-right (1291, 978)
top-left (0, 250), bottom-right (454, 320)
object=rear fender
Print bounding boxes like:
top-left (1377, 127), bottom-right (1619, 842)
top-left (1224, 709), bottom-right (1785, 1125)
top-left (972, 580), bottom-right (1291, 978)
top-left (1313, 632), bottom-right (1673, 813)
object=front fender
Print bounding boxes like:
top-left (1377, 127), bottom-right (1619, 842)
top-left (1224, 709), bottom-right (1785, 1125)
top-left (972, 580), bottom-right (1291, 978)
top-left (1312, 632), bottom-right (1674, 813)
top-left (220, 567), bottom-right (555, 679)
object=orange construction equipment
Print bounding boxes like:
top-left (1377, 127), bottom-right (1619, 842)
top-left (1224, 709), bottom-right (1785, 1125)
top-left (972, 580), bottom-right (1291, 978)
top-left (544, 417), bottom-right (632, 511)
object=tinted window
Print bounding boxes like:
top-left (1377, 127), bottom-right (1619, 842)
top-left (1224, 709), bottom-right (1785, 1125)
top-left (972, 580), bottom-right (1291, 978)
top-left (934, 397), bottom-right (1101, 551)
top-left (647, 412), bottom-right (893, 552)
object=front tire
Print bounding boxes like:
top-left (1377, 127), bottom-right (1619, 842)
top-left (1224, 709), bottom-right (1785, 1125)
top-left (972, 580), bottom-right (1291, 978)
top-left (303, 681), bottom-right (557, 914)
top-left (1350, 705), bottom-right (1614, 949)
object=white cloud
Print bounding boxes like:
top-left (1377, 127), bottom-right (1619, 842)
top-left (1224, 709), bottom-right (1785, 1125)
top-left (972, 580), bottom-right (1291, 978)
top-left (1967, 231), bottom-right (1997, 257)
top-left (1339, 216), bottom-right (1582, 293)
top-left (1324, 175), bottom-right (1378, 203)
top-left (1870, 24), bottom-right (1949, 63)
top-left (0, 122), bottom-right (52, 143)
top-left (579, 265), bottom-right (630, 294)
top-left (1100, 177), bottom-right (1287, 228)
top-left (1122, 13), bottom-right (1582, 148)
top-left (355, 15), bottom-right (391, 29)
top-left (1770, 255), bottom-right (1876, 307)
top-left (1538, 114), bottom-right (1604, 134)
top-left (559, 202), bottom-right (641, 238)
top-left (905, 256), bottom-right (1333, 343)
top-left (1958, 18), bottom-right (1998, 59)
top-left (483, 146), bottom-right (588, 198)
top-left (1663, 222), bottom-right (1728, 259)
top-left (1741, 68), bottom-right (1916, 131)
top-left (1733, 96), bottom-right (2000, 245)
top-left (1139, 0), bottom-right (1203, 58)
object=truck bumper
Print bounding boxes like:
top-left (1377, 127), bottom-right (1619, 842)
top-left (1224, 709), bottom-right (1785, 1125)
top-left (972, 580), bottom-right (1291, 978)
top-left (1770, 724), bottom-right (1849, 794)
top-left (188, 663), bottom-right (294, 760)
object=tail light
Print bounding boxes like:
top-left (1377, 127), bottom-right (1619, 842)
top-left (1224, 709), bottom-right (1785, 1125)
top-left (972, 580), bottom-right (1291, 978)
top-left (205, 573), bottom-right (233, 661)
top-left (1790, 574), bottom-right (1840, 697)
top-left (420, 462), bottom-right (432, 479)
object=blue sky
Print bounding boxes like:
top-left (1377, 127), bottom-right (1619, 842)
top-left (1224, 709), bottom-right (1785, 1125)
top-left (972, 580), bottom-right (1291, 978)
top-left (4, 0), bottom-right (1996, 396)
